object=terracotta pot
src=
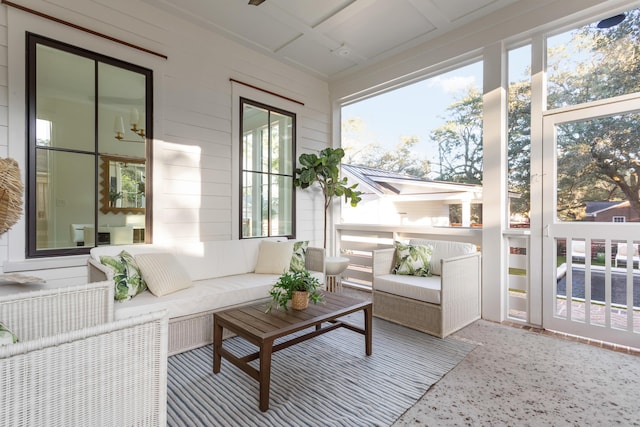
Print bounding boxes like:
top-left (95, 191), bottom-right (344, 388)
top-left (291, 291), bottom-right (309, 310)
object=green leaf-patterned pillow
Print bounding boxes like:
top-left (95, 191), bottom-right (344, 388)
top-left (100, 250), bottom-right (147, 302)
top-left (393, 241), bottom-right (432, 277)
top-left (0, 321), bottom-right (19, 346)
top-left (290, 241), bottom-right (309, 272)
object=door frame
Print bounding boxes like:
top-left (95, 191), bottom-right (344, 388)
top-left (541, 94), bottom-right (640, 347)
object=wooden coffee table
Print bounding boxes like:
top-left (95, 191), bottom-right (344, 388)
top-left (212, 292), bottom-right (372, 411)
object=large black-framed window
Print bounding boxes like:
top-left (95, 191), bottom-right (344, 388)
top-left (240, 98), bottom-right (295, 239)
top-left (26, 33), bottom-right (153, 257)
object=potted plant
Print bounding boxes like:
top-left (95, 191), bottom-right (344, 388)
top-left (266, 269), bottom-right (324, 312)
top-left (294, 147), bottom-right (362, 248)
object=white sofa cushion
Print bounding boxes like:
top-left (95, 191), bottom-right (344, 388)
top-left (114, 274), bottom-right (273, 320)
top-left (135, 253), bottom-right (192, 297)
top-left (90, 244), bottom-right (166, 262)
top-left (409, 239), bottom-right (477, 276)
top-left (374, 273), bottom-right (441, 305)
top-left (113, 268), bottom-right (325, 321)
top-left (172, 237), bottom-right (285, 281)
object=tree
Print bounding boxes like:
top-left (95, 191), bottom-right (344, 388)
top-left (503, 10), bottom-right (640, 221)
top-left (430, 88), bottom-right (483, 184)
top-left (507, 79), bottom-right (532, 221)
top-left (548, 10), bottom-right (640, 219)
top-left (342, 118), bottom-right (431, 178)
top-left (355, 136), bottom-right (431, 178)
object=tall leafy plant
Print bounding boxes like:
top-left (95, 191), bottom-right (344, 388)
top-left (294, 147), bottom-right (362, 248)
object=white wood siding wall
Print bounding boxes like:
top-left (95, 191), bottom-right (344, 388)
top-left (0, 0), bottom-right (330, 286)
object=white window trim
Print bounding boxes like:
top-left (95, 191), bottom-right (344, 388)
top-left (230, 81), bottom-right (301, 240)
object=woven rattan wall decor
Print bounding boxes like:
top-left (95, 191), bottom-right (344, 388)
top-left (0, 158), bottom-right (23, 234)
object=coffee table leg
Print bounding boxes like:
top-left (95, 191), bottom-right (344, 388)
top-left (259, 340), bottom-right (273, 412)
top-left (213, 317), bottom-right (222, 373)
top-left (364, 305), bottom-right (372, 356)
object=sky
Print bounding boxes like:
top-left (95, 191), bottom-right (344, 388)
top-left (340, 41), bottom-right (535, 176)
top-left (341, 61), bottom-right (483, 169)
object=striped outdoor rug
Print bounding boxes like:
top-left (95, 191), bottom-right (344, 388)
top-left (167, 315), bottom-right (475, 427)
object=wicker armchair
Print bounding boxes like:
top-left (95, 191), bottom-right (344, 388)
top-left (372, 239), bottom-right (481, 338)
top-left (0, 282), bottom-right (169, 427)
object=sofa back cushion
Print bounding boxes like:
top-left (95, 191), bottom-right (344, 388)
top-left (409, 239), bottom-right (477, 276)
top-left (90, 238), bottom-right (287, 282)
top-left (90, 244), bottom-right (166, 263)
top-left (172, 237), bottom-right (285, 281)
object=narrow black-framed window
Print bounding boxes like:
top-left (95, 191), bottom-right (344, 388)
top-left (26, 33), bottom-right (153, 257)
top-left (240, 98), bottom-right (295, 239)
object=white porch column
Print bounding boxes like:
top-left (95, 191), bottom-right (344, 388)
top-left (481, 42), bottom-right (508, 322)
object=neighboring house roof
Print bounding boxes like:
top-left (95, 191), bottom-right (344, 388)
top-left (341, 164), bottom-right (483, 202)
top-left (585, 201), bottom-right (629, 217)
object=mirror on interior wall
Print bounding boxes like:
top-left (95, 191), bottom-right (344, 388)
top-left (100, 155), bottom-right (146, 214)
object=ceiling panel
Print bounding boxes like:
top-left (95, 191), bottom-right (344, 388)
top-left (277, 33), bottom-right (358, 76)
top-left (328, 1), bottom-right (437, 58)
top-left (146, 0), bottom-right (532, 80)
top-left (153, 0), bottom-right (301, 52)
top-left (275, 0), bottom-right (355, 28)
top-left (431, 0), bottom-right (507, 22)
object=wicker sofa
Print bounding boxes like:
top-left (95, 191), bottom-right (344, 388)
top-left (0, 281), bottom-right (168, 427)
top-left (87, 238), bottom-right (325, 355)
top-left (372, 239), bottom-right (481, 338)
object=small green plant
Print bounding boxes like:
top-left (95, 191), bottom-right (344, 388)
top-left (266, 269), bottom-right (323, 312)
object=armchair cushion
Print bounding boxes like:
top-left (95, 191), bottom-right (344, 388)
top-left (0, 322), bottom-right (18, 346)
top-left (375, 274), bottom-right (441, 305)
top-left (100, 250), bottom-right (147, 301)
top-left (393, 241), bottom-right (432, 276)
top-left (135, 253), bottom-right (192, 297)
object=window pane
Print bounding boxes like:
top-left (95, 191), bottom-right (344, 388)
top-left (547, 8), bottom-right (640, 109)
top-left (28, 35), bottom-right (152, 257)
top-left (508, 44), bottom-right (531, 228)
top-left (270, 112), bottom-right (293, 175)
top-left (271, 175), bottom-right (293, 236)
top-left (556, 112), bottom-right (640, 222)
top-left (98, 63), bottom-right (147, 157)
top-left (242, 171), bottom-right (267, 238)
top-left (243, 103), bottom-right (269, 172)
top-left (240, 99), bottom-right (295, 239)
top-left (35, 150), bottom-right (95, 250)
top-left (36, 45), bottom-right (94, 152)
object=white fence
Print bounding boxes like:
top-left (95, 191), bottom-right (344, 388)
top-left (335, 223), bottom-right (483, 288)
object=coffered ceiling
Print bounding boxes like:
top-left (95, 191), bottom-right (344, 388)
top-left (149, 0), bottom-right (523, 80)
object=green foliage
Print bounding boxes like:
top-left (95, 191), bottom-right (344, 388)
top-left (341, 121), bottom-right (431, 178)
top-left (430, 89), bottom-right (483, 184)
top-left (294, 147), bottom-right (362, 247)
top-left (547, 10), bottom-right (640, 219)
top-left (506, 9), bottom-right (640, 220)
top-left (295, 147), bottom-right (362, 208)
top-left (266, 269), bottom-right (324, 312)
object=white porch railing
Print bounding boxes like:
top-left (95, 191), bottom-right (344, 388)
top-left (334, 223), bottom-right (483, 288)
top-left (336, 224), bottom-right (532, 325)
top-left (504, 230), bottom-right (531, 324)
